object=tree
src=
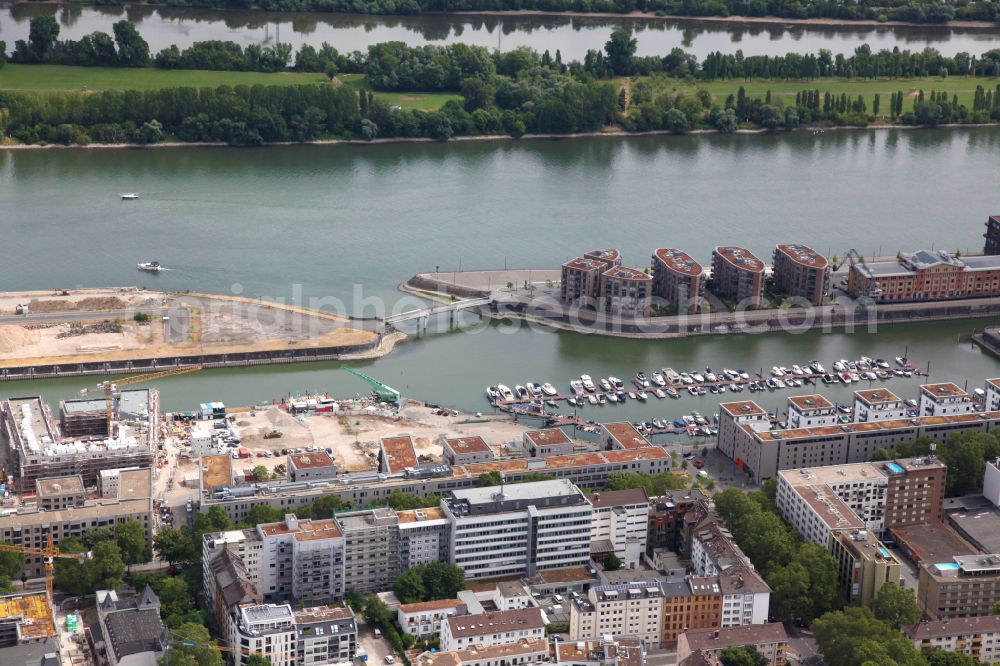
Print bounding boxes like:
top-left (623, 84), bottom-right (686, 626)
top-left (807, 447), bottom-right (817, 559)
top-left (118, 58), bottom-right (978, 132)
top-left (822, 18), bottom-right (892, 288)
top-left (478, 471), bottom-right (502, 487)
top-left (113, 21), bottom-right (149, 67)
top-left (88, 540), bottom-right (127, 591)
top-left (871, 582), bottom-right (921, 629)
top-left (926, 651), bottom-right (981, 666)
top-left (992, 599), bottom-right (1000, 615)
top-left (345, 589), bottom-right (365, 611)
top-left (158, 577), bottom-right (194, 628)
top-left (84, 526), bottom-right (118, 548)
top-left (665, 108), bottom-right (689, 134)
top-left (0, 542), bottom-right (24, 579)
top-left (713, 108), bottom-right (739, 133)
top-left (245, 657), bottom-right (272, 666)
top-left (0, 576), bottom-right (15, 595)
top-left (116, 519), bottom-right (152, 570)
top-left (604, 28), bottom-right (636, 76)
top-left (813, 607), bottom-right (925, 666)
top-left (602, 552), bottom-right (622, 571)
top-left (28, 15), bottom-right (59, 60)
top-left (163, 622), bottom-right (224, 666)
top-left (239, 504), bottom-right (284, 528)
top-left (418, 561), bottom-right (465, 600)
top-left (363, 595), bottom-right (393, 630)
top-left (252, 465), bottom-right (270, 482)
top-left (311, 494), bottom-right (353, 518)
top-left (393, 568), bottom-right (426, 604)
top-left (719, 645), bottom-right (768, 666)
top-left (154, 527), bottom-right (195, 567)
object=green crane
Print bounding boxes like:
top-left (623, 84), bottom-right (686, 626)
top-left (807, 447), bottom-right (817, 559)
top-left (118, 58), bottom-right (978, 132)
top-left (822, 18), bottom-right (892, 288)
top-left (346, 368), bottom-right (401, 403)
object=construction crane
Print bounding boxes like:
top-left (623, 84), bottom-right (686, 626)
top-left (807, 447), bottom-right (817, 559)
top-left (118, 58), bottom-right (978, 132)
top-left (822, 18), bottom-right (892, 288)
top-left (0, 534), bottom-right (89, 604)
top-left (844, 249), bottom-right (882, 302)
top-left (101, 365), bottom-right (203, 434)
top-left (345, 368), bottom-right (401, 403)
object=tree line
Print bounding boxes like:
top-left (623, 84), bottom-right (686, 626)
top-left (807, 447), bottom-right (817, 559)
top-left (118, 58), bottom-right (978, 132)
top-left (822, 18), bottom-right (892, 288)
top-left (15, 0), bottom-right (999, 24)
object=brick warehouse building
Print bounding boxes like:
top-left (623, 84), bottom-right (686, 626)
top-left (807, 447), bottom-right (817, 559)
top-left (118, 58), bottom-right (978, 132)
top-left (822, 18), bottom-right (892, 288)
top-left (848, 249), bottom-right (1000, 303)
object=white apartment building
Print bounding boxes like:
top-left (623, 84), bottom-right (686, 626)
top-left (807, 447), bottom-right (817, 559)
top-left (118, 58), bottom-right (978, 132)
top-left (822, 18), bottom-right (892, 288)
top-left (398, 507), bottom-right (451, 570)
top-left (294, 605), bottom-right (358, 666)
top-left (442, 479), bottom-right (593, 579)
top-left (258, 515), bottom-right (346, 603)
top-left (689, 522), bottom-right (770, 627)
top-left (854, 389), bottom-right (908, 423)
top-left (590, 488), bottom-right (649, 569)
top-left (397, 599), bottom-right (466, 639)
top-left (569, 582), bottom-right (664, 649)
top-left (919, 383), bottom-right (974, 417)
top-left (440, 608), bottom-right (546, 652)
top-left (716, 402), bottom-right (772, 479)
top-left (229, 603), bottom-right (298, 666)
top-left (777, 466), bottom-right (888, 536)
top-left (786, 395), bottom-right (837, 429)
top-left (904, 616), bottom-right (1000, 663)
top-left (987, 379), bottom-right (1000, 412)
top-left (985, 459), bottom-right (1000, 508)
top-left (775, 475), bottom-right (866, 546)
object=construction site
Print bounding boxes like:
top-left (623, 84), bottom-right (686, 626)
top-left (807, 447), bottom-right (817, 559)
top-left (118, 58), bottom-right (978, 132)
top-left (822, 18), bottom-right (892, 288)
top-left (0, 288), bottom-right (388, 380)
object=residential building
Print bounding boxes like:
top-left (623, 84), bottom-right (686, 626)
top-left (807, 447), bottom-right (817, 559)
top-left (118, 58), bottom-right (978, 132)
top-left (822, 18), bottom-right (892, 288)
top-left (829, 529), bottom-right (901, 606)
top-left (0, 591), bottom-right (56, 648)
top-left (257, 515), bottom-right (345, 603)
top-left (771, 244), bottom-right (829, 306)
top-left (570, 582), bottom-right (665, 648)
top-left (600, 423), bottom-right (652, 451)
top-left (987, 215), bottom-right (1000, 255)
top-left (562, 258), bottom-right (606, 307)
top-left (777, 465), bottom-right (888, 535)
top-left (651, 248), bottom-right (704, 314)
top-left (918, 554), bottom-right (1000, 619)
top-left (854, 389), bottom-right (908, 423)
top-left (849, 249), bottom-right (1000, 303)
top-left (600, 267), bottom-right (652, 318)
top-left (204, 542), bottom-right (261, 631)
top-left (662, 577), bottom-right (723, 646)
top-left (985, 458), bottom-right (1000, 508)
top-left (689, 522), bottom-right (770, 628)
top-left (36, 475), bottom-right (85, 510)
top-left (987, 379), bottom-right (1000, 412)
top-left (228, 603), bottom-right (297, 666)
top-left (776, 476), bottom-right (866, 545)
top-left (288, 453), bottom-right (338, 482)
top-left (1, 393), bottom-right (156, 489)
top-left (398, 507), bottom-right (451, 569)
top-left (882, 457), bottom-right (946, 528)
top-left (785, 395), bottom-right (837, 429)
top-left (710, 247), bottom-right (765, 308)
top-left (717, 396), bottom-right (999, 483)
top-left (646, 490), bottom-right (710, 555)
top-left (293, 605), bottom-right (357, 666)
top-left (335, 508), bottom-right (400, 594)
top-left (443, 438), bottom-right (494, 466)
top-left (415, 639), bottom-right (549, 666)
top-left (0, 467), bottom-right (153, 577)
top-left (440, 608), bottom-right (545, 652)
top-left (552, 636), bottom-right (646, 666)
top-left (904, 615), bottom-right (1000, 663)
top-left (94, 587), bottom-right (167, 666)
top-left (919, 383), bottom-right (974, 417)
top-left (524, 429), bottom-right (574, 458)
top-left (677, 624), bottom-right (788, 666)
top-left (397, 599), bottom-right (467, 639)
top-left (442, 479), bottom-right (593, 579)
top-left (493, 581), bottom-right (532, 610)
top-left (585, 249), bottom-right (623, 270)
top-left (379, 435), bottom-right (418, 474)
top-left (590, 488), bottom-right (649, 569)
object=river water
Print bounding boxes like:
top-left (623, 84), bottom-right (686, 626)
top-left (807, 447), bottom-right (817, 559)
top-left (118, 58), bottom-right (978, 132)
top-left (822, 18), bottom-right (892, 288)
top-left (3, 129), bottom-right (1000, 419)
top-left (2, 3), bottom-right (999, 59)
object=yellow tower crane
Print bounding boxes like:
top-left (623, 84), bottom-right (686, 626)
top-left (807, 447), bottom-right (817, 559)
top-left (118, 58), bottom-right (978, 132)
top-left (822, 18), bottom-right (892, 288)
top-left (0, 534), bottom-right (90, 604)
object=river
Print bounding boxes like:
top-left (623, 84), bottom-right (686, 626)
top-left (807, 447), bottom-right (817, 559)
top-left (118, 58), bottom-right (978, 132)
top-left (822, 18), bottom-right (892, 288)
top-left (2, 3), bottom-right (999, 59)
top-left (3, 128), bottom-right (1000, 420)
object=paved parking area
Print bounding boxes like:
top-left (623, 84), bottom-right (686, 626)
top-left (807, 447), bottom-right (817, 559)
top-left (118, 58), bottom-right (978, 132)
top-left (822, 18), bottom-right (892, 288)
top-left (358, 621), bottom-right (394, 666)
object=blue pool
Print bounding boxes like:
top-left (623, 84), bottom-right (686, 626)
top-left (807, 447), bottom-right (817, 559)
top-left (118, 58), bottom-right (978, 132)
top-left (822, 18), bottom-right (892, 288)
top-left (887, 463), bottom-right (906, 474)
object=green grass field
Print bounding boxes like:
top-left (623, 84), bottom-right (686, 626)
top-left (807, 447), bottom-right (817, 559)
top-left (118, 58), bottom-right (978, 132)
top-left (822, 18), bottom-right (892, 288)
top-left (0, 65), bottom-right (459, 111)
top-left (633, 75), bottom-right (1000, 112)
top-left (0, 64), bottom-right (330, 91)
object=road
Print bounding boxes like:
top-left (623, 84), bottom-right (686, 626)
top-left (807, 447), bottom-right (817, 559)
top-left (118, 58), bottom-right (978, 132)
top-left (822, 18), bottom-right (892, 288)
top-left (0, 308), bottom-right (168, 325)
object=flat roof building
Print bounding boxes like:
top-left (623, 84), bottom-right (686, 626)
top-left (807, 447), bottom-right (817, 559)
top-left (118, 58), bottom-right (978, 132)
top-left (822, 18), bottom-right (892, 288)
top-left (918, 554), bottom-right (1000, 619)
top-left (590, 488), bottom-right (649, 569)
top-left (986, 215), bottom-right (1000, 255)
top-left (380, 435), bottom-right (418, 474)
top-left (772, 244), bottom-right (828, 307)
top-left (919, 383), bottom-right (974, 417)
top-left (600, 423), bottom-right (652, 451)
top-left (854, 389), bottom-right (907, 423)
top-left (651, 248), bottom-right (704, 314)
top-left (904, 615), bottom-right (1000, 663)
top-left (35, 475), bottom-right (85, 510)
top-left (849, 249), bottom-right (1000, 303)
top-left (288, 452), bottom-right (337, 482)
top-left (398, 507), bottom-right (451, 570)
top-left (562, 258), bottom-right (607, 307)
top-left (786, 395), bottom-right (836, 429)
top-left (524, 429), bottom-right (574, 458)
top-left (335, 508), bottom-right (399, 594)
top-left (257, 515), bottom-right (345, 604)
top-left (711, 247), bottom-right (765, 309)
top-left (443, 437), bottom-right (494, 466)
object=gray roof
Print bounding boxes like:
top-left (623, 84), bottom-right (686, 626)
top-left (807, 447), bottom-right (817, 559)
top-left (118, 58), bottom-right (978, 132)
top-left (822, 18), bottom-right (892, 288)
top-left (0, 638), bottom-right (60, 666)
top-left (452, 479), bottom-right (581, 504)
top-left (104, 608), bottom-right (166, 660)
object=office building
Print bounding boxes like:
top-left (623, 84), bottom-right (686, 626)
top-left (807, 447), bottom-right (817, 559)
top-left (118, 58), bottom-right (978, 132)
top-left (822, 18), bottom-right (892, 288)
top-left (590, 489), bottom-right (649, 569)
top-left (848, 249), bottom-right (1000, 303)
top-left (443, 479), bottom-right (592, 579)
top-left (785, 395), bottom-right (836, 429)
top-left (440, 608), bottom-right (545, 652)
top-left (918, 554), bottom-right (1000, 619)
top-left (398, 507), bottom-right (451, 570)
top-left (524, 429), bottom-right (574, 458)
top-left (677, 624), bottom-right (788, 666)
top-left (443, 438), bottom-right (494, 466)
top-left (771, 244), bottom-right (828, 306)
top-left (854, 389), bottom-right (908, 423)
top-left (904, 615), bottom-right (1000, 663)
top-left (711, 247), bottom-right (765, 309)
top-left (651, 248), bottom-right (704, 314)
top-left (336, 508), bottom-right (399, 594)
top-left (600, 423), bottom-right (652, 451)
top-left (379, 435), bottom-right (418, 474)
top-left (919, 383), bottom-right (974, 417)
top-left (398, 599), bottom-right (467, 639)
top-left (288, 453), bottom-right (338, 482)
top-left (600, 267), bottom-right (652, 318)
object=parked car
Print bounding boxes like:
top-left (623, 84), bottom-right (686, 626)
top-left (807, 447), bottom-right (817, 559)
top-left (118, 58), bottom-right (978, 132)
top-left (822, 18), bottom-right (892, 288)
top-left (692, 459), bottom-right (705, 469)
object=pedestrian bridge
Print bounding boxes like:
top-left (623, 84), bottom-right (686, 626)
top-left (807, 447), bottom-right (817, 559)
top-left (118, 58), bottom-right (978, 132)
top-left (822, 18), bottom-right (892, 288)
top-left (384, 297), bottom-right (491, 325)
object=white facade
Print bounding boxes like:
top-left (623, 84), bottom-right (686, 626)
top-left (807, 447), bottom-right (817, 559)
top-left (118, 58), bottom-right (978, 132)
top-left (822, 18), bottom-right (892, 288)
top-left (775, 475), bottom-right (865, 546)
top-left (440, 608), bottom-right (546, 652)
top-left (987, 379), bottom-right (1000, 412)
top-left (854, 390), bottom-right (908, 423)
top-left (590, 490), bottom-right (648, 569)
top-left (569, 583), bottom-right (664, 649)
top-left (787, 396), bottom-right (837, 429)
top-left (985, 459), bottom-right (1000, 508)
top-left (257, 515), bottom-right (345, 603)
top-left (777, 466), bottom-right (889, 536)
top-left (97, 467), bottom-right (140, 498)
top-left (397, 600), bottom-right (465, 639)
top-left (190, 428), bottom-right (218, 458)
top-left (720, 585), bottom-right (770, 628)
top-left (229, 604), bottom-right (297, 666)
top-left (919, 383), bottom-right (974, 417)
top-left (443, 480), bottom-right (593, 579)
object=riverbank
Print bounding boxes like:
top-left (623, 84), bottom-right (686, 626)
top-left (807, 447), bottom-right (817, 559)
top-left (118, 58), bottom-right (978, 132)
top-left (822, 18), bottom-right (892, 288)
top-left (2, 122), bottom-right (998, 150)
